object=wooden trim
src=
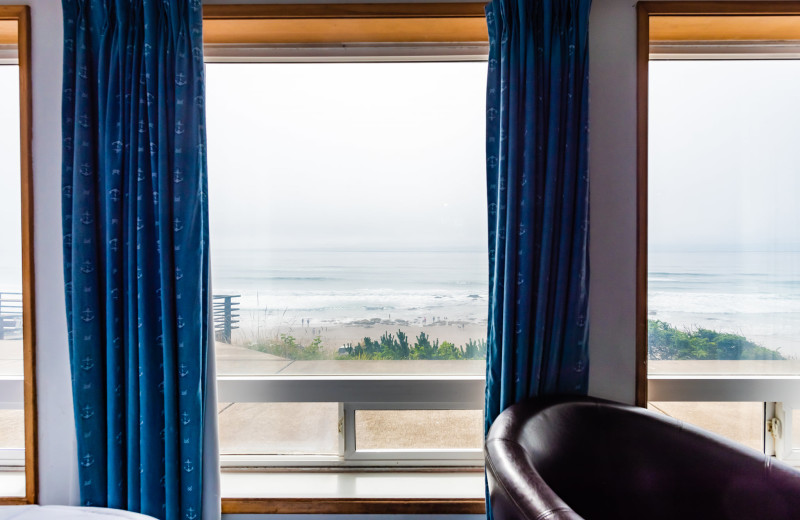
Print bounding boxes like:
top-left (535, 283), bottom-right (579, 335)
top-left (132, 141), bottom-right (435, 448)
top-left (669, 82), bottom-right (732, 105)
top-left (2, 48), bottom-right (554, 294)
top-left (638, 1), bottom-right (800, 15)
top-left (0, 6), bottom-right (27, 17)
top-left (221, 497), bottom-right (486, 515)
top-left (650, 15), bottom-right (800, 41)
top-left (18, 4), bottom-right (37, 505)
top-left (0, 497), bottom-right (27, 506)
top-left (203, 18), bottom-right (488, 45)
top-left (0, 5), bottom-right (37, 504)
top-left (202, 3), bottom-right (488, 20)
top-left (0, 19), bottom-right (17, 45)
top-left (202, 3), bottom-right (488, 45)
top-left (636, 3), bottom-right (650, 408)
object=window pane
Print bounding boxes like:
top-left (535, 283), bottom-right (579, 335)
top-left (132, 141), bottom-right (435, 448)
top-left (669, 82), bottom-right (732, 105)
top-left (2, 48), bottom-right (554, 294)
top-left (648, 60), bottom-right (800, 375)
top-left (206, 63), bottom-right (488, 377)
top-left (648, 402), bottom-right (764, 452)
top-left (0, 62), bottom-right (25, 490)
top-left (355, 409), bottom-right (482, 451)
top-left (792, 409), bottom-right (800, 450)
top-left (219, 402), bottom-right (341, 456)
top-left (0, 410), bottom-right (23, 450)
top-left (0, 64), bottom-right (22, 356)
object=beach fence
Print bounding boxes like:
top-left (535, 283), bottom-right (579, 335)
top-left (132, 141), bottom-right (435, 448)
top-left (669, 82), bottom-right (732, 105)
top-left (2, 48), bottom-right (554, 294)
top-left (213, 294), bottom-right (240, 343)
top-left (0, 292), bottom-right (22, 340)
top-left (0, 291), bottom-right (240, 343)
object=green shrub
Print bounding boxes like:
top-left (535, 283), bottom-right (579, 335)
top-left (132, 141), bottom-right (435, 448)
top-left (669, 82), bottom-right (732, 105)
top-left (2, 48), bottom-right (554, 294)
top-left (245, 325), bottom-right (490, 361)
top-left (648, 320), bottom-right (783, 361)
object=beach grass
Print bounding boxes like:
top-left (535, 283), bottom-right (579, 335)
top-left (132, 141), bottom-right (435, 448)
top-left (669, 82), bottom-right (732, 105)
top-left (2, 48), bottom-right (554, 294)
top-left (243, 329), bottom-right (486, 361)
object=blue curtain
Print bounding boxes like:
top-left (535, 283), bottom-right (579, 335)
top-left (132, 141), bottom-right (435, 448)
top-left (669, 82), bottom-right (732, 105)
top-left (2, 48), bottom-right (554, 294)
top-left (484, 0), bottom-right (591, 432)
top-left (61, 1), bottom-right (210, 519)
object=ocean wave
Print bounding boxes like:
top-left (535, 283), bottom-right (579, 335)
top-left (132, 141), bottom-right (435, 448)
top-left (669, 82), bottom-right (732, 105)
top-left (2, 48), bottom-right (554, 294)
top-left (223, 288), bottom-right (488, 321)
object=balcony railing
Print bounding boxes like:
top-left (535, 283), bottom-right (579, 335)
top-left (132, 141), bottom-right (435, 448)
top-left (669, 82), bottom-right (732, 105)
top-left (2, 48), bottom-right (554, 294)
top-left (0, 292), bottom-right (22, 340)
top-left (213, 294), bottom-right (240, 343)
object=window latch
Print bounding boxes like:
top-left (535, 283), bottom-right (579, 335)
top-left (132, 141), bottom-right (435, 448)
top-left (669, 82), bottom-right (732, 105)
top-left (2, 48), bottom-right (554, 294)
top-left (768, 417), bottom-right (783, 441)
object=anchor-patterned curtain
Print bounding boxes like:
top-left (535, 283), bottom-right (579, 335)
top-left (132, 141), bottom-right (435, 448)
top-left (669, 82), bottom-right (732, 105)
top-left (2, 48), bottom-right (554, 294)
top-left (483, 0), bottom-right (592, 455)
top-left (61, 1), bottom-right (212, 519)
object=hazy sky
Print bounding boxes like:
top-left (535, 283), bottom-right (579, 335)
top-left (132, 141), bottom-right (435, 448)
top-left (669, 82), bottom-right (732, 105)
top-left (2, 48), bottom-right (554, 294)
top-left (649, 60), bottom-right (800, 251)
top-left (205, 62), bottom-right (488, 252)
top-left (0, 65), bottom-right (21, 289)
top-left (4, 60), bottom-right (799, 265)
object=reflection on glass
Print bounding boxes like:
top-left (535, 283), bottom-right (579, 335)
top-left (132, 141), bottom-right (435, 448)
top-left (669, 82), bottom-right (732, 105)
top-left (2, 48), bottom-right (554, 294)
top-left (356, 409), bottom-right (483, 451)
top-left (792, 409), bottom-right (800, 450)
top-left (218, 402), bottom-right (340, 456)
top-left (648, 402), bottom-right (764, 452)
top-left (206, 63), bottom-right (488, 375)
top-left (648, 61), bottom-right (800, 374)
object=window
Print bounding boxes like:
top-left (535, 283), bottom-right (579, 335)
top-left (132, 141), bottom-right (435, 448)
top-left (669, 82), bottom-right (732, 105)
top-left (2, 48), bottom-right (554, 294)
top-left (638, 2), bottom-right (800, 465)
top-left (203, 4), bottom-right (488, 514)
top-left (0, 5), bottom-right (35, 504)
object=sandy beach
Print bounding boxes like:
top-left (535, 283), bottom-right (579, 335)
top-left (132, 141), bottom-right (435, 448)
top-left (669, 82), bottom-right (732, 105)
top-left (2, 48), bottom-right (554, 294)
top-left (228, 318), bottom-right (488, 355)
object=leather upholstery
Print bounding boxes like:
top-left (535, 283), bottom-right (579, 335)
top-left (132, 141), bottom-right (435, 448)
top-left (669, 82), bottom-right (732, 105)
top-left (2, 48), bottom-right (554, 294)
top-left (485, 396), bottom-right (800, 520)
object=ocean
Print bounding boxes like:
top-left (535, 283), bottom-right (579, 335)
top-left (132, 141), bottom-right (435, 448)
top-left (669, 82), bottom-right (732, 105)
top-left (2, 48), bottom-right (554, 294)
top-left (649, 251), bottom-right (800, 359)
top-left (5, 248), bottom-right (797, 358)
top-left (210, 248), bottom-right (489, 332)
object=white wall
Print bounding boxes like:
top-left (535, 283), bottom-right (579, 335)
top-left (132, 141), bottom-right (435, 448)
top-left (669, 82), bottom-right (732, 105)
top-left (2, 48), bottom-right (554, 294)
top-left (586, 0), bottom-right (639, 404)
top-left (0, 0), bottom-right (79, 506)
top-left (1, 0), bottom-right (650, 510)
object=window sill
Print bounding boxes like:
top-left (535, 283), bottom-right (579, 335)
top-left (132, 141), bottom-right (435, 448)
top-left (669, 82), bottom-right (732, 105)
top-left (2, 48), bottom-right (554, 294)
top-left (220, 470), bottom-right (485, 514)
top-left (648, 374), bottom-right (800, 402)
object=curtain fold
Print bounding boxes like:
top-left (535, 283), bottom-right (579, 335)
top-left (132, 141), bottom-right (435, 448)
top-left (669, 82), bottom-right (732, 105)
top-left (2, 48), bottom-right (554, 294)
top-left (61, 1), bottom-right (217, 519)
top-left (483, 0), bottom-right (591, 437)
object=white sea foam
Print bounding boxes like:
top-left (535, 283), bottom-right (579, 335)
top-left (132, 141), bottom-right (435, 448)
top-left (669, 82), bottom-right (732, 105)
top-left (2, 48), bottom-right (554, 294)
top-left (212, 249), bottom-right (489, 326)
top-left (235, 288), bottom-right (485, 313)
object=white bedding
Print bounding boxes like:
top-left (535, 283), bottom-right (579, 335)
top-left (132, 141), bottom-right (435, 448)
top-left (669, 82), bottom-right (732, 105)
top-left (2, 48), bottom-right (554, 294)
top-left (0, 506), bottom-right (157, 520)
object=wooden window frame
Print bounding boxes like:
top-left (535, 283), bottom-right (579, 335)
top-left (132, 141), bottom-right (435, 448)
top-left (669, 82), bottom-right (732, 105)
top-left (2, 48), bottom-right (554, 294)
top-left (222, 497), bottom-right (485, 515)
top-left (0, 4), bottom-right (36, 506)
top-left (636, 2), bottom-right (800, 407)
top-left (203, 3), bottom-right (487, 515)
top-left (203, 3), bottom-right (488, 46)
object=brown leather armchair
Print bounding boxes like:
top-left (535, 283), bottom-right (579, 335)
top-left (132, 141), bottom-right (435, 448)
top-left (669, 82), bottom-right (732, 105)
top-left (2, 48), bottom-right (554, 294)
top-left (485, 396), bottom-right (800, 519)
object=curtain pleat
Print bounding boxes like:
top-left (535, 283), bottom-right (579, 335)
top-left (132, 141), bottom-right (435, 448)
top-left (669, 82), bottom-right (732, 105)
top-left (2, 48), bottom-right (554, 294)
top-left (61, 1), bottom-right (215, 519)
top-left (483, 0), bottom-right (591, 443)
